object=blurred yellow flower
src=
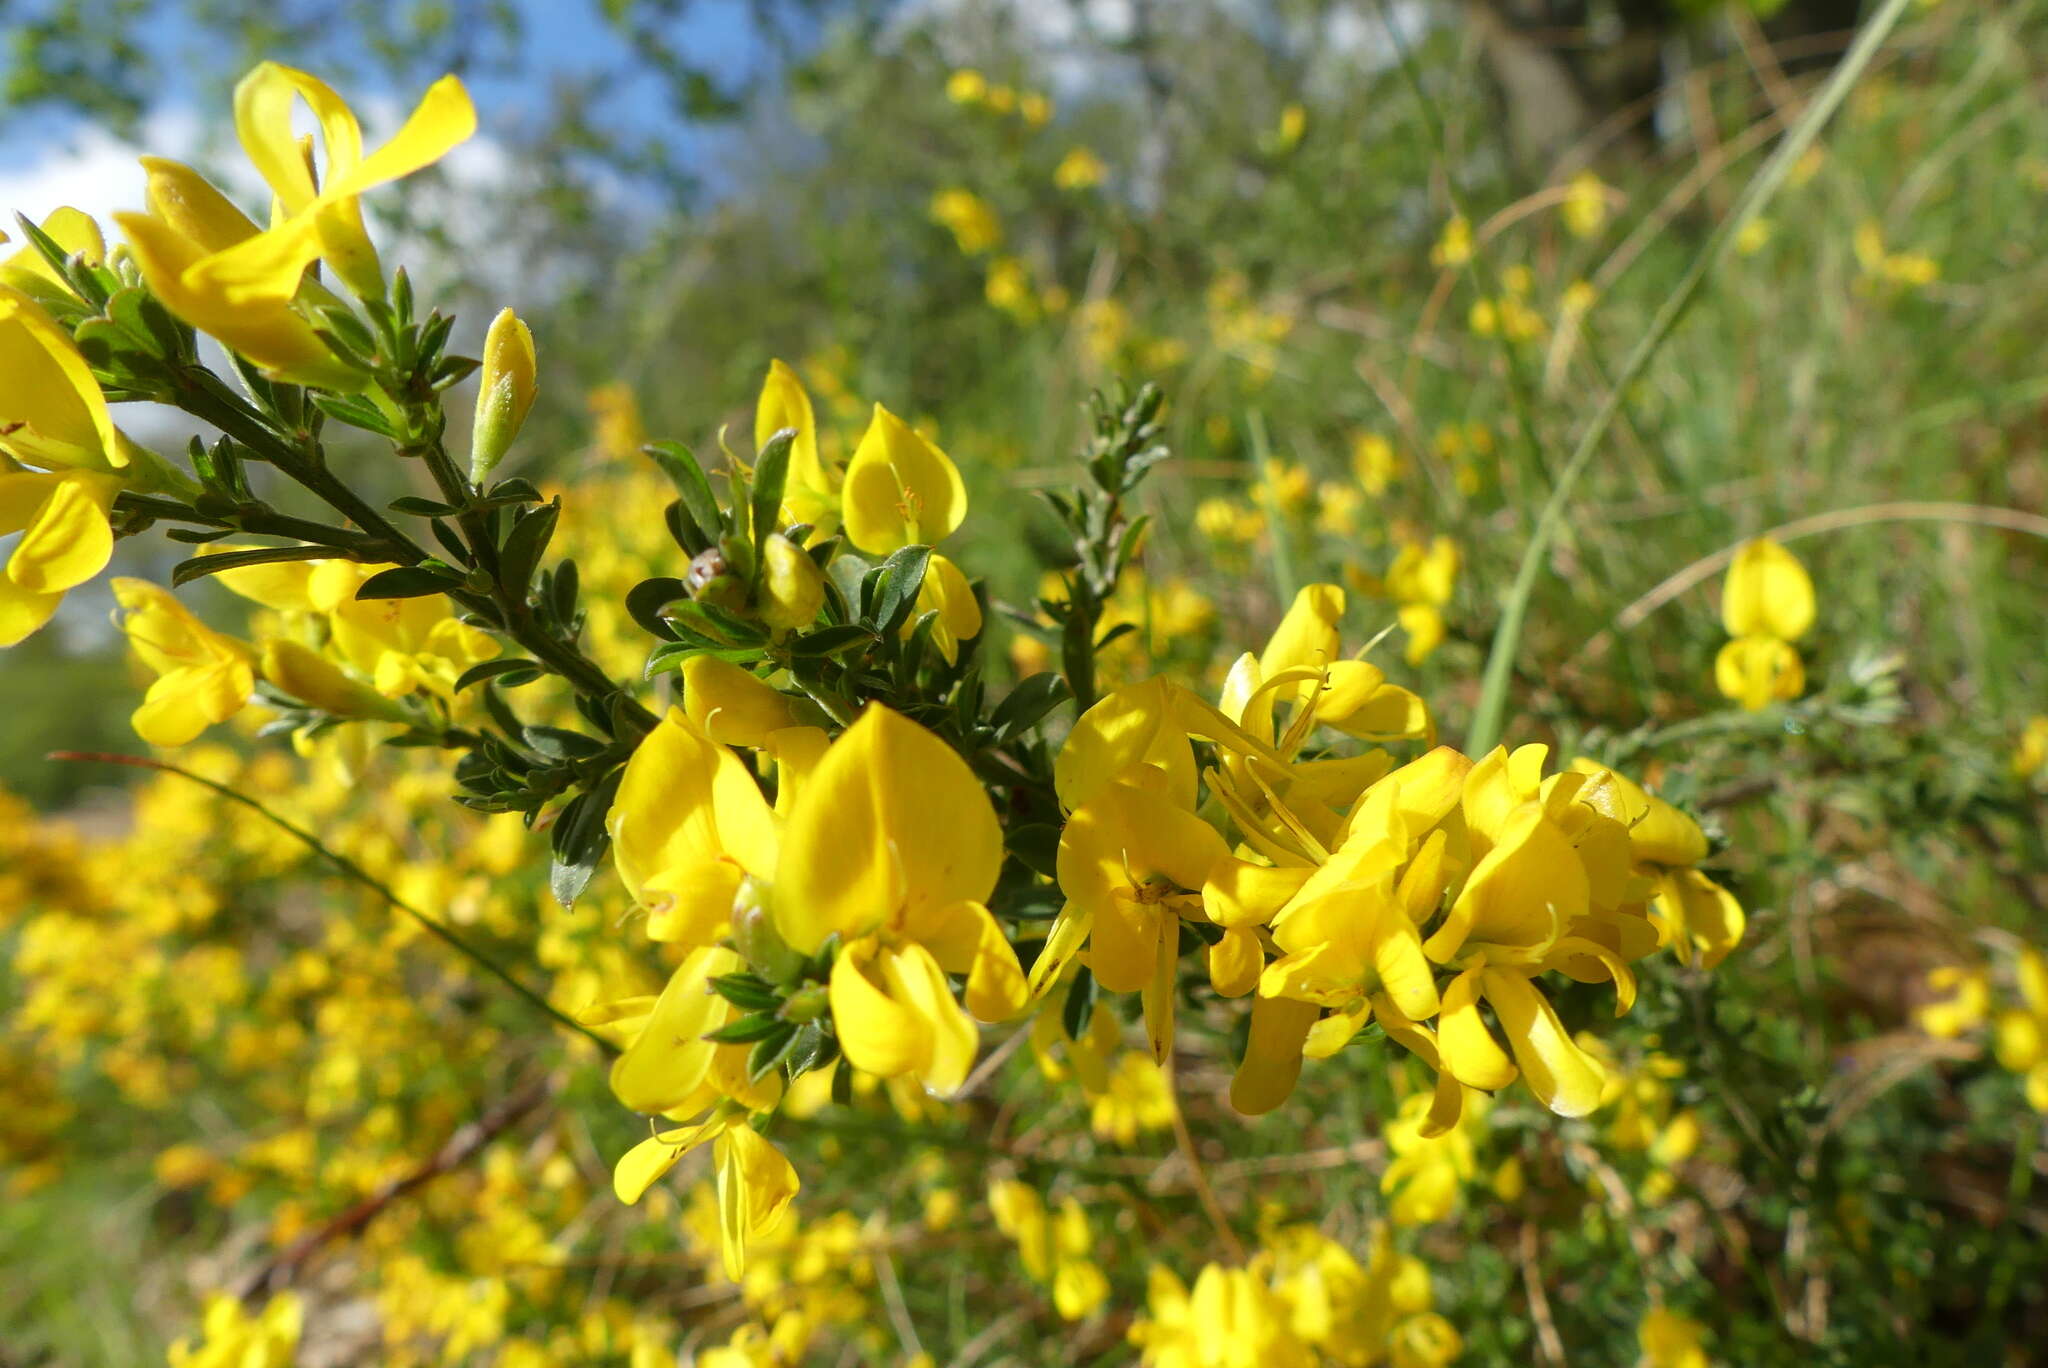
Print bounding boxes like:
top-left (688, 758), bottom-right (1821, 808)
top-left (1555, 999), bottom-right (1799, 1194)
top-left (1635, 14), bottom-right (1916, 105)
top-left (1430, 215), bottom-right (1473, 268)
top-left (1715, 537), bottom-right (1814, 711)
top-left (1562, 170), bottom-right (1611, 238)
top-left (1054, 146), bottom-right (1107, 190)
top-left (928, 188), bottom-right (1003, 255)
top-left (945, 68), bottom-right (987, 104)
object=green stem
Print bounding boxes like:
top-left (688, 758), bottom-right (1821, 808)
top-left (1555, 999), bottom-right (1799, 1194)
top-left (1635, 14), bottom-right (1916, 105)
top-left (51, 750), bottom-right (617, 1055)
top-left (1464, 0), bottom-right (1916, 756)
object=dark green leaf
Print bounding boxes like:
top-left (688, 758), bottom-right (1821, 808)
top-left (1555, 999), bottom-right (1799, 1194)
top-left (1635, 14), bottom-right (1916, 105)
top-left (357, 566), bottom-right (461, 600)
top-left (645, 441), bottom-right (723, 546)
top-left (706, 1013), bottom-right (792, 1045)
top-left (750, 427), bottom-right (795, 557)
top-left (499, 500), bottom-right (561, 597)
top-left (992, 672), bottom-right (1073, 741)
top-left (170, 545), bottom-right (333, 588)
top-left (454, 658), bottom-right (541, 691)
top-left (868, 544), bottom-right (932, 635)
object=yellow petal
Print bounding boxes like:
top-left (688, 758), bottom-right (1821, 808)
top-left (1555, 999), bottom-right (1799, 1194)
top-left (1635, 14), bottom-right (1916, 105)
top-left (1229, 996), bottom-right (1317, 1114)
top-left (612, 1118), bottom-right (721, 1204)
top-left (0, 574), bottom-right (62, 646)
top-left (1436, 968), bottom-right (1518, 1090)
top-left (1650, 869), bottom-right (1746, 969)
top-left (2, 471), bottom-right (116, 591)
top-left (1715, 635), bottom-right (1804, 711)
top-left (715, 1124), bottom-right (797, 1280)
top-left (1302, 999), bottom-right (1371, 1059)
top-left (914, 552), bottom-right (982, 664)
top-left (842, 403), bottom-right (966, 552)
top-left (1054, 677), bottom-right (1198, 812)
top-left (755, 359), bottom-right (829, 502)
top-left (139, 158), bottom-right (260, 255)
top-left (775, 703), bottom-right (1002, 953)
top-left (1721, 537), bottom-right (1814, 641)
top-left (1203, 857), bottom-right (1315, 928)
top-left (1208, 926), bottom-right (1264, 998)
top-left (1480, 968), bottom-right (1607, 1117)
top-left (1026, 902), bottom-right (1093, 999)
top-left (829, 940), bottom-right (931, 1082)
top-left (0, 285), bottom-right (123, 469)
top-left (681, 655), bottom-right (801, 747)
top-left (608, 947), bottom-right (740, 1115)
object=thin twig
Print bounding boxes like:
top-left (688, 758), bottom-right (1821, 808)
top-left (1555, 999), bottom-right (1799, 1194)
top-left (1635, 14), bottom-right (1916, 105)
top-left (236, 1075), bottom-right (553, 1302)
top-left (51, 752), bottom-right (615, 1054)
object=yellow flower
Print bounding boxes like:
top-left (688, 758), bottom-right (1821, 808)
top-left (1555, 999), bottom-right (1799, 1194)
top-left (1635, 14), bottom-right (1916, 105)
top-left (115, 159), bottom-right (356, 388)
top-left (842, 404), bottom-right (967, 554)
top-left (1714, 635), bottom-right (1805, 712)
top-left (1054, 147), bottom-right (1107, 191)
top-left (613, 1106), bottom-right (798, 1279)
top-left (1276, 103), bottom-right (1307, 152)
top-left (168, 1291), bottom-right (301, 1368)
top-left (1380, 1089), bottom-right (1484, 1226)
top-left (984, 84), bottom-right (1017, 115)
top-left (208, 62), bottom-right (476, 301)
top-left (1195, 496), bottom-right (1265, 546)
top-left (0, 467), bottom-right (123, 646)
top-left (1056, 774), bottom-right (1231, 1061)
top-left (754, 358), bottom-right (841, 531)
top-left (929, 188), bottom-right (1003, 255)
top-left (113, 579), bottom-right (255, 747)
top-left (1720, 538), bottom-right (1814, 642)
top-left (1562, 170), bottom-right (1611, 238)
top-left (1993, 949), bottom-right (2048, 1112)
top-left (1637, 1306), bottom-right (1711, 1368)
top-left (984, 255), bottom-right (1039, 322)
top-left (1715, 537), bottom-right (1814, 711)
top-left (470, 307), bottom-right (537, 480)
top-left (1735, 218), bottom-right (1773, 256)
top-left (1429, 215), bottom-right (1472, 268)
top-left (1854, 221), bottom-right (1938, 287)
top-left (1130, 1263), bottom-right (1313, 1368)
top-left (2010, 715), bottom-right (2048, 780)
top-left (792, 708), bottom-right (1024, 1087)
top-left (0, 206), bottom-right (105, 305)
top-left (989, 1180), bottom-right (1109, 1320)
top-left (841, 404), bottom-right (979, 661)
top-left (1352, 432), bottom-right (1403, 494)
top-left (0, 282), bottom-right (129, 474)
top-left (1089, 1053), bottom-right (1178, 1145)
top-left (945, 69), bottom-right (987, 105)
top-left (1019, 92), bottom-right (1053, 127)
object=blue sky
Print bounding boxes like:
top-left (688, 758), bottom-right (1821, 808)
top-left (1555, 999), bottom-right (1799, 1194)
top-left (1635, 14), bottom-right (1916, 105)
top-left (0, 0), bottom-right (784, 226)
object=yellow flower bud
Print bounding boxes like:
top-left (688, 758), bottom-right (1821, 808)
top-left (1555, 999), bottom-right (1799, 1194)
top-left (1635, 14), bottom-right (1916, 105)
top-left (758, 533), bottom-right (825, 636)
top-left (260, 638), bottom-right (402, 720)
top-left (470, 307), bottom-right (537, 480)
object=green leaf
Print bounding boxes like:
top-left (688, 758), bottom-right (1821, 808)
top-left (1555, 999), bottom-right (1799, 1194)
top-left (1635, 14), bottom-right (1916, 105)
top-left (498, 500), bottom-right (561, 598)
top-left (992, 672), bottom-right (1073, 742)
top-left (357, 566), bottom-right (462, 600)
top-left (709, 973), bottom-right (782, 1012)
top-left (746, 1023), bottom-right (802, 1081)
top-left (705, 1013), bottom-right (792, 1046)
top-left (1005, 822), bottom-right (1062, 879)
top-left (454, 658), bottom-right (542, 691)
top-left (626, 578), bottom-right (688, 641)
top-left (750, 427), bottom-right (795, 559)
top-left (170, 545), bottom-right (334, 588)
top-left (868, 544), bottom-right (932, 635)
top-left (783, 624), bottom-right (873, 658)
top-left (548, 768), bottom-right (620, 909)
top-left (389, 495), bottom-right (460, 517)
top-left (645, 440), bottom-right (723, 547)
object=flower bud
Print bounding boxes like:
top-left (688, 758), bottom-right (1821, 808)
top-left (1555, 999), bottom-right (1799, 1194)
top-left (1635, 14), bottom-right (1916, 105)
top-left (759, 533), bottom-right (824, 637)
top-left (261, 638), bottom-right (403, 720)
top-left (729, 885), bottom-right (806, 986)
top-left (469, 307), bottom-right (536, 481)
